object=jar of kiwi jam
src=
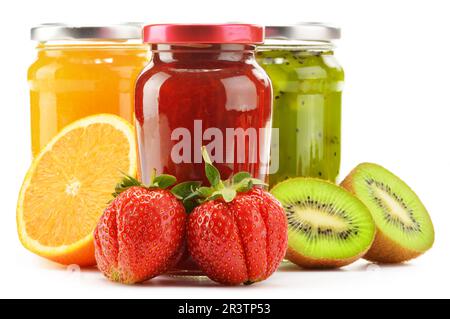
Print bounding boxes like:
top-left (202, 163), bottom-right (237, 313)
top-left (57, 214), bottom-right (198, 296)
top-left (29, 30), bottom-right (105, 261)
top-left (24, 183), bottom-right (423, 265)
top-left (257, 23), bottom-right (344, 186)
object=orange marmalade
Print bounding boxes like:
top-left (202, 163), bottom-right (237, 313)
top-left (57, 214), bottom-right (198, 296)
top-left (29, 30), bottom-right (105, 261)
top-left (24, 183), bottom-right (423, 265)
top-left (28, 24), bottom-right (149, 156)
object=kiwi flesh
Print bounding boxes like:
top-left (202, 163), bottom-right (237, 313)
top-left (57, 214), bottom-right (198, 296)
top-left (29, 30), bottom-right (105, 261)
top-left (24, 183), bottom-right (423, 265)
top-left (270, 178), bottom-right (376, 268)
top-left (341, 163), bottom-right (434, 263)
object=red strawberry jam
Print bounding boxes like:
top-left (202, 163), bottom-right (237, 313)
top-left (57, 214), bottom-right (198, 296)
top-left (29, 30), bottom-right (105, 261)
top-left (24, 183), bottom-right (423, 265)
top-left (135, 24), bottom-right (272, 186)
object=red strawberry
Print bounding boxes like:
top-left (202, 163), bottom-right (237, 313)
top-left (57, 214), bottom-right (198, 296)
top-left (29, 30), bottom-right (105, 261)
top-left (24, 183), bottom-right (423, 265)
top-left (94, 173), bottom-right (186, 284)
top-left (174, 147), bottom-right (288, 285)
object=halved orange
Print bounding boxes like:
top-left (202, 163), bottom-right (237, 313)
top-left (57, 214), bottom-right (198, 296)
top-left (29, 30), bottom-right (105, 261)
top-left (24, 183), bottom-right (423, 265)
top-left (17, 114), bottom-right (136, 266)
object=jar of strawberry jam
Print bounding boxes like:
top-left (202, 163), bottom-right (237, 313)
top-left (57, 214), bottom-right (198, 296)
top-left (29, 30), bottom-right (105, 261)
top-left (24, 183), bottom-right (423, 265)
top-left (135, 24), bottom-right (272, 187)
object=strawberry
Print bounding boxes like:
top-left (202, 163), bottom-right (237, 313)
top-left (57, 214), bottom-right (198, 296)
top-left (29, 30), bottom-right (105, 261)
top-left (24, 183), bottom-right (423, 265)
top-left (94, 173), bottom-right (186, 284)
top-left (173, 147), bottom-right (288, 285)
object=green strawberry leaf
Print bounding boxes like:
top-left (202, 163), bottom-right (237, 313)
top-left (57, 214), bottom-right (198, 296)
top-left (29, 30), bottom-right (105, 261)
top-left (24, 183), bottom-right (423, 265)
top-left (153, 174), bottom-right (177, 189)
top-left (113, 174), bottom-right (142, 197)
top-left (221, 188), bottom-right (237, 203)
top-left (201, 146), bottom-right (222, 187)
top-left (232, 177), bottom-right (267, 193)
top-left (206, 192), bottom-right (224, 202)
top-left (249, 178), bottom-right (268, 187)
top-left (183, 186), bottom-right (215, 203)
top-left (197, 186), bottom-right (214, 197)
top-left (233, 178), bottom-right (253, 193)
top-left (183, 191), bottom-right (201, 202)
top-left (205, 162), bottom-right (221, 187)
top-left (232, 172), bottom-right (251, 184)
top-left (171, 181), bottom-right (201, 199)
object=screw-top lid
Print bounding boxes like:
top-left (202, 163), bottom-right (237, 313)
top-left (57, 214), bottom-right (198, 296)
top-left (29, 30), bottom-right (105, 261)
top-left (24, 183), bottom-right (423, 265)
top-left (143, 24), bottom-right (264, 44)
top-left (31, 23), bottom-right (143, 41)
top-left (265, 23), bottom-right (340, 41)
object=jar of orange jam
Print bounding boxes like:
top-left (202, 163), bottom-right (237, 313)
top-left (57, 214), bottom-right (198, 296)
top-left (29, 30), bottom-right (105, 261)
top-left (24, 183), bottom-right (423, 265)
top-left (28, 24), bottom-right (149, 156)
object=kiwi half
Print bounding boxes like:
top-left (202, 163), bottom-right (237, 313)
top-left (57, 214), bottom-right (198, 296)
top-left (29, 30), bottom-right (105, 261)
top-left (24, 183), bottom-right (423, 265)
top-left (271, 178), bottom-right (376, 268)
top-left (341, 163), bottom-right (434, 263)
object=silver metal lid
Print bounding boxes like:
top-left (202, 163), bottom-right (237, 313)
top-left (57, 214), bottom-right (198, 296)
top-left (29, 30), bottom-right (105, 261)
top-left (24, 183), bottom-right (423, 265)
top-left (31, 23), bottom-right (143, 41)
top-left (265, 23), bottom-right (341, 41)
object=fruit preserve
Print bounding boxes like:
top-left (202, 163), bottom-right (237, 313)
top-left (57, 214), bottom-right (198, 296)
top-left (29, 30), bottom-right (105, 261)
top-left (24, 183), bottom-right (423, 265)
top-left (135, 24), bottom-right (272, 186)
top-left (28, 24), bottom-right (149, 156)
top-left (257, 23), bottom-right (344, 185)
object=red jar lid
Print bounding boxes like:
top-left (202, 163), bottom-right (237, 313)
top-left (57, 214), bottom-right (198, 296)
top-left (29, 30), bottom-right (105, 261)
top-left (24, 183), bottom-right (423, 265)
top-left (143, 24), bottom-right (264, 44)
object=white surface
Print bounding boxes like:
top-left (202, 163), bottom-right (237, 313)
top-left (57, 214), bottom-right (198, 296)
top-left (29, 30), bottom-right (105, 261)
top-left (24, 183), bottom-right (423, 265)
top-left (3, 254), bottom-right (446, 299)
top-left (1, 0), bottom-right (449, 299)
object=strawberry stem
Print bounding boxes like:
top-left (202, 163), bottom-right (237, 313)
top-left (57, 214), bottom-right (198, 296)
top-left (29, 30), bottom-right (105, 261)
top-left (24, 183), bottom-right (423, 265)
top-left (149, 168), bottom-right (157, 185)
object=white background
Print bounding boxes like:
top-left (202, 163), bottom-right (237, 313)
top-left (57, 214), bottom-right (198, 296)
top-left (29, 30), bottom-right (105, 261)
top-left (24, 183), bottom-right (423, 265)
top-left (0, 0), bottom-right (449, 299)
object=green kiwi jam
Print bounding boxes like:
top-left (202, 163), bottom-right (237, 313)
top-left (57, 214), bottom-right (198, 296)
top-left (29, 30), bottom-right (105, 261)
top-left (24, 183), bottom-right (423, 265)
top-left (257, 44), bottom-right (344, 185)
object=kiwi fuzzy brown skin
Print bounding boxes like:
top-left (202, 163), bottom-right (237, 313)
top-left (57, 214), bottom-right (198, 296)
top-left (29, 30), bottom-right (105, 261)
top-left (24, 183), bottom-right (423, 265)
top-left (272, 177), bottom-right (376, 269)
top-left (363, 231), bottom-right (422, 264)
top-left (341, 163), bottom-right (433, 264)
top-left (286, 246), bottom-right (369, 269)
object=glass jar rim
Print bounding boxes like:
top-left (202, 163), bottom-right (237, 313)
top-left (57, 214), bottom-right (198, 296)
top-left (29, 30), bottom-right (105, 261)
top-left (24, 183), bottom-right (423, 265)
top-left (258, 39), bottom-right (335, 51)
top-left (35, 40), bottom-right (147, 51)
top-left (31, 23), bottom-right (143, 42)
top-left (265, 23), bottom-right (340, 42)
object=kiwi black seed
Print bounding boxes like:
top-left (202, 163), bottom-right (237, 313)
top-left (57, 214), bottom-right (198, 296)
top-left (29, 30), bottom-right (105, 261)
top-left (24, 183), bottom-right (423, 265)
top-left (270, 178), bottom-right (376, 268)
top-left (341, 163), bottom-right (434, 263)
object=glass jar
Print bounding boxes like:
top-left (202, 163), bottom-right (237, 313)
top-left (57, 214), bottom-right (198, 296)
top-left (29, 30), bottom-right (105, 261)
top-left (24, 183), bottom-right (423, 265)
top-left (28, 24), bottom-right (149, 156)
top-left (135, 24), bottom-right (272, 275)
top-left (256, 23), bottom-right (344, 185)
top-left (135, 24), bottom-right (272, 186)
